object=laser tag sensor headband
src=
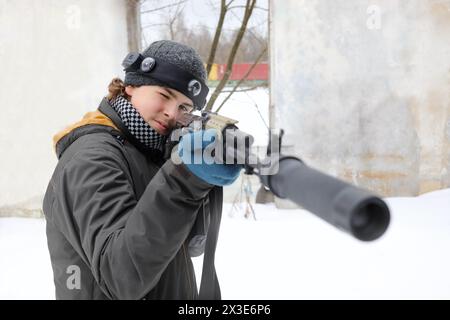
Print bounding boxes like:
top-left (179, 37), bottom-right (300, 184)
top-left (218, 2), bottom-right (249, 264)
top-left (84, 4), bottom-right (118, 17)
top-left (122, 52), bottom-right (209, 110)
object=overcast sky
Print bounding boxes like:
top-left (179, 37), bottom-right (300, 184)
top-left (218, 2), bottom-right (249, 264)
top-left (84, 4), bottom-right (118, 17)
top-left (140, 0), bottom-right (269, 45)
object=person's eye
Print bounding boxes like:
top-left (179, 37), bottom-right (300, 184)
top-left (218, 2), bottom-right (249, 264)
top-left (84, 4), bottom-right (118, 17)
top-left (179, 105), bottom-right (189, 112)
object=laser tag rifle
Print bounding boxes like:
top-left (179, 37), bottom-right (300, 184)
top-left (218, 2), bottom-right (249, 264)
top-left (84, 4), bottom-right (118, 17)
top-left (169, 111), bottom-right (390, 242)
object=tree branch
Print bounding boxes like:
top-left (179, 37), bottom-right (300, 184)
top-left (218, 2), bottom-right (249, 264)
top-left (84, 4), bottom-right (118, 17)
top-left (205, 0), bottom-right (257, 112)
top-left (228, 5), bottom-right (268, 11)
top-left (140, 0), bottom-right (188, 14)
top-left (206, 0), bottom-right (228, 77)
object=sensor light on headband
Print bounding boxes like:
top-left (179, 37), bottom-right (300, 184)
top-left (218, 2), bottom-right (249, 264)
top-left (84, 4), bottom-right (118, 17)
top-left (122, 52), bottom-right (209, 110)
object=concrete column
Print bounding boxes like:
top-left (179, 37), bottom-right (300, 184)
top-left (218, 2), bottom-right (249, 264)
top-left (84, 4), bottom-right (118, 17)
top-left (270, 0), bottom-right (450, 196)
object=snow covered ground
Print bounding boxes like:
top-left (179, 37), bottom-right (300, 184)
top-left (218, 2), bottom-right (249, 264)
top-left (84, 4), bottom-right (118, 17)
top-left (1, 188), bottom-right (449, 300)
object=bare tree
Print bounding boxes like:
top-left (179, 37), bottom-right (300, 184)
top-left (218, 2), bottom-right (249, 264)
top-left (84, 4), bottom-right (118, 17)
top-left (205, 0), bottom-right (258, 111)
top-left (126, 0), bottom-right (142, 51)
top-left (140, 0), bottom-right (188, 14)
top-left (140, 0), bottom-right (188, 47)
top-left (138, 0), bottom-right (268, 112)
top-left (206, 0), bottom-right (234, 76)
top-left (189, 25), bottom-right (213, 60)
top-left (161, 1), bottom-right (187, 40)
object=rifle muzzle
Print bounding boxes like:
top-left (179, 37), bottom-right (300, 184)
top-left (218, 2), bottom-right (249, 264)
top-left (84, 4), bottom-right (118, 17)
top-left (260, 156), bottom-right (390, 241)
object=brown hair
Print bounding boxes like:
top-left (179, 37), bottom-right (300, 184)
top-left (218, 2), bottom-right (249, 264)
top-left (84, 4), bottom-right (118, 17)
top-left (107, 78), bottom-right (131, 101)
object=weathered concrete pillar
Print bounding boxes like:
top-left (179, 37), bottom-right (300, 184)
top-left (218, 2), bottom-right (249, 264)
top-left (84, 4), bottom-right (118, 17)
top-left (270, 0), bottom-right (450, 196)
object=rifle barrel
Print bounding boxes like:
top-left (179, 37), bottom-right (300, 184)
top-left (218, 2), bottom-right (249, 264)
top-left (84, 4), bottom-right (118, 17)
top-left (223, 127), bottom-right (390, 241)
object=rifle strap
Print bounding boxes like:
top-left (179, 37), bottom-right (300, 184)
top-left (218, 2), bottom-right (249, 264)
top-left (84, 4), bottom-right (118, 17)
top-left (198, 186), bottom-right (222, 300)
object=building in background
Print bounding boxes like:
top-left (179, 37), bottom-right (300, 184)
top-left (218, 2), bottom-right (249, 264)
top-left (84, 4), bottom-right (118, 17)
top-left (208, 63), bottom-right (268, 87)
top-left (0, 0), bottom-right (138, 216)
top-left (269, 0), bottom-right (450, 197)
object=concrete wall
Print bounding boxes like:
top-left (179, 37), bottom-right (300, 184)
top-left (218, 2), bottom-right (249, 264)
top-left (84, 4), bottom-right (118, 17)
top-left (0, 0), bottom-right (129, 216)
top-left (270, 0), bottom-right (450, 196)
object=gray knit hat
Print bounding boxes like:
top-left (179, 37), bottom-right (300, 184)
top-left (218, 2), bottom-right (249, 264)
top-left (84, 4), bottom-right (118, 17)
top-left (124, 40), bottom-right (207, 86)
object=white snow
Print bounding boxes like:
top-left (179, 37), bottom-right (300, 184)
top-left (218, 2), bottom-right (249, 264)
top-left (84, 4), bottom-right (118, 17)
top-left (0, 217), bottom-right (54, 299)
top-left (1, 188), bottom-right (450, 300)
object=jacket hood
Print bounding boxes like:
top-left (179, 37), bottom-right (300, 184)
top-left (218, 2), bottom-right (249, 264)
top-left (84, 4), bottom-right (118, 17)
top-left (53, 109), bottom-right (120, 159)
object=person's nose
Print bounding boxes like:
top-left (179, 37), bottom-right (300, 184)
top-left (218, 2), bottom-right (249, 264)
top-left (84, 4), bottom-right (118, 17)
top-left (163, 101), bottom-right (179, 123)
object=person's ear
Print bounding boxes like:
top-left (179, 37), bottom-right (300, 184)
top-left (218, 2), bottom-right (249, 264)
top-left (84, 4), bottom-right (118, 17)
top-left (125, 86), bottom-right (135, 97)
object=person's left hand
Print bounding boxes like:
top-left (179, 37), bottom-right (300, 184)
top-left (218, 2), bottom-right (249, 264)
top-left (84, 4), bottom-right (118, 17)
top-left (178, 129), bottom-right (243, 186)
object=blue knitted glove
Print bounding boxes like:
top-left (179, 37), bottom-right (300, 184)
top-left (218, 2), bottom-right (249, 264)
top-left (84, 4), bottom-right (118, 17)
top-left (178, 129), bottom-right (242, 186)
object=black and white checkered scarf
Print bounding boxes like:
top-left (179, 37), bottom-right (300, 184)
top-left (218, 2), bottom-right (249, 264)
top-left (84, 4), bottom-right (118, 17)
top-left (111, 95), bottom-right (166, 151)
